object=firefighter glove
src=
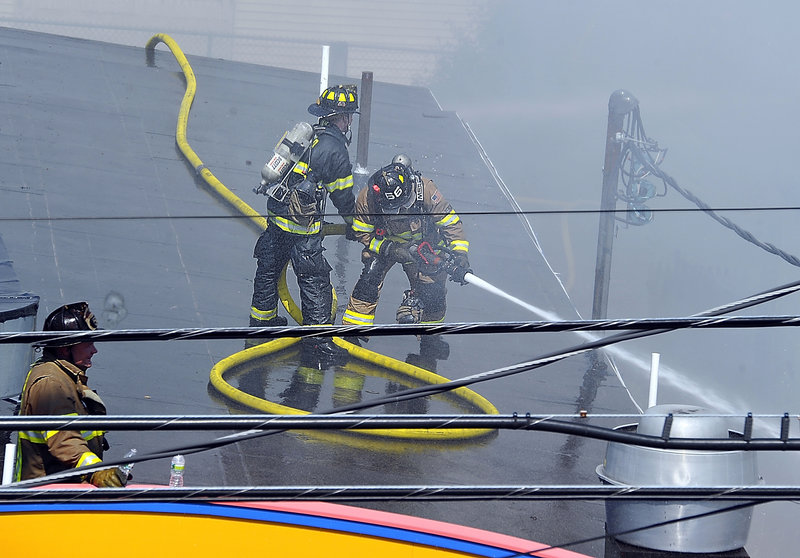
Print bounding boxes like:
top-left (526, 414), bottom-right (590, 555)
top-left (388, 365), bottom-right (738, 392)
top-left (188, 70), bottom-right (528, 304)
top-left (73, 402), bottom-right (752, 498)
top-left (90, 467), bottom-right (126, 488)
top-left (253, 180), bottom-right (268, 195)
top-left (449, 252), bottom-right (472, 285)
top-left (381, 241), bottom-right (413, 264)
top-left (343, 216), bottom-right (358, 241)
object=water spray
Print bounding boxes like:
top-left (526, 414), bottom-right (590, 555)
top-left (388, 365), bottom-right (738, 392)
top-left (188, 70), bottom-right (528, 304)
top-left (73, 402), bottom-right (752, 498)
top-left (462, 272), bottom-right (547, 316)
top-left (460, 271), bottom-right (738, 414)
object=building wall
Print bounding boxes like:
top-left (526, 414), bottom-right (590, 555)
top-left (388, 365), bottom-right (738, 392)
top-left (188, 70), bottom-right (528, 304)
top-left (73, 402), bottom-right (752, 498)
top-left (0, 0), bottom-right (489, 85)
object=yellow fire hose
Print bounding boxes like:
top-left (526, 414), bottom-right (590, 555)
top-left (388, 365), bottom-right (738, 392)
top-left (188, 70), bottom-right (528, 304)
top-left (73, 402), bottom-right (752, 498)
top-left (147, 33), bottom-right (498, 441)
top-left (209, 337), bottom-right (497, 440)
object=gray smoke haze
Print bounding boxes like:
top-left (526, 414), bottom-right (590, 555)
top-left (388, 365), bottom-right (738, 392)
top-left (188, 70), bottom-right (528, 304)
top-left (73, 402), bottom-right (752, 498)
top-left (433, 1), bottom-right (800, 307)
top-left (432, 5), bottom-right (800, 554)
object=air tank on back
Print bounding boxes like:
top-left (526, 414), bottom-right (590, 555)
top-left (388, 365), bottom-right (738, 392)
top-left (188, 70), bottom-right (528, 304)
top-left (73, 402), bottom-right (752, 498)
top-left (260, 121), bottom-right (314, 186)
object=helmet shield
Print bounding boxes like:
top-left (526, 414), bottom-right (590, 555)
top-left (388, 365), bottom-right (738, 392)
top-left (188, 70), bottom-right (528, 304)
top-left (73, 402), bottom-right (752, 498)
top-left (41, 301), bottom-right (99, 347)
top-left (371, 163), bottom-right (415, 214)
top-left (308, 84), bottom-right (359, 118)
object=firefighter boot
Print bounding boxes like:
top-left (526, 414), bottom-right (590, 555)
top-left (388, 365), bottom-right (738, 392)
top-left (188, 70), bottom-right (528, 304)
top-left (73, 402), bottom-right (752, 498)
top-left (245, 315), bottom-right (289, 349)
top-left (396, 290), bottom-right (424, 324)
top-left (249, 315), bottom-right (288, 327)
top-left (301, 337), bottom-right (349, 366)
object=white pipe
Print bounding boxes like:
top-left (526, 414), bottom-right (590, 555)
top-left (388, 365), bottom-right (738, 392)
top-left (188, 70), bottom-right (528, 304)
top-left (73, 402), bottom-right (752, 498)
top-left (2, 443), bottom-right (16, 485)
top-left (648, 352), bottom-right (661, 408)
top-left (319, 45), bottom-right (330, 94)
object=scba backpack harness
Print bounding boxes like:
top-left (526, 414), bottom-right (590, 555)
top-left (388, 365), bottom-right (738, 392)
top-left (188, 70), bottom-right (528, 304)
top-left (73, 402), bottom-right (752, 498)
top-left (255, 122), bottom-right (326, 227)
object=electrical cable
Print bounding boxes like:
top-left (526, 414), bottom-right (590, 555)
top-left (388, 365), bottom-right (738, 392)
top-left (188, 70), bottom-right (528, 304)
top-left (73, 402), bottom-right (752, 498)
top-left (2, 413), bottom-right (798, 450)
top-left (4, 313), bottom-right (800, 345)
top-left (0, 485), bottom-right (787, 504)
top-left (8, 276), bottom-right (800, 488)
top-left (620, 107), bottom-right (800, 267)
top-left (508, 501), bottom-right (757, 557)
top-left (3, 205), bottom-right (800, 221)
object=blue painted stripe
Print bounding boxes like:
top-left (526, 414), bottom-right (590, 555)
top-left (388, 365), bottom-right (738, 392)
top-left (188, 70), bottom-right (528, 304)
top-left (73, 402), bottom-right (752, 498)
top-left (0, 502), bottom-right (539, 557)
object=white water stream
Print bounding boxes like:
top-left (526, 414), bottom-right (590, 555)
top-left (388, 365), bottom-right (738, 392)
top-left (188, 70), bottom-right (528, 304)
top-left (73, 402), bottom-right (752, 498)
top-left (465, 272), bottom-right (739, 414)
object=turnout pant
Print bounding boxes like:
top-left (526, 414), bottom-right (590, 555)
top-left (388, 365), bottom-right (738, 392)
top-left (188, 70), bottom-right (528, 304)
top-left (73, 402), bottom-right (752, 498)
top-left (342, 252), bottom-right (447, 326)
top-left (250, 225), bottom-right (334, 325)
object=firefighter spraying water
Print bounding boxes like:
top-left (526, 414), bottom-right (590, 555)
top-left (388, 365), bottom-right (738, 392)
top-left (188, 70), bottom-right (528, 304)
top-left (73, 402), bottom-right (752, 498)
top-left (342, 153), bottom-right (542, 333)
top-left (411, 242), bottom-right (545, 318)
top-left (342, 155), bottom-right (471, 329)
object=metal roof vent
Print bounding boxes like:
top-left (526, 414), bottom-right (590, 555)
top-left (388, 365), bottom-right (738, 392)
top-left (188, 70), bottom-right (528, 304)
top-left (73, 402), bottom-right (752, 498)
top-left (596, 404), bottom-right (759, 553)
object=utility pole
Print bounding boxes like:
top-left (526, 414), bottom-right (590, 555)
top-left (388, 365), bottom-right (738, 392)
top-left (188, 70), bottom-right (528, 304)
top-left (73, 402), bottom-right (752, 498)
top-left (591, 90), bottom-right (638, 319)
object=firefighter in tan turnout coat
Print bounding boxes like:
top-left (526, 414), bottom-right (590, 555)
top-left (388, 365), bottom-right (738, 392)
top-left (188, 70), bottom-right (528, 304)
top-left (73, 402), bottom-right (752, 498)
top-left (343, 155), bottom-right (471, 330)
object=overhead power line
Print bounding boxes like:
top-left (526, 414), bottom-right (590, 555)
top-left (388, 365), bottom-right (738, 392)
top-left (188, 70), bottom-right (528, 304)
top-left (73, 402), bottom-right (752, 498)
top-left (3, 314), bottom-right (800, 345)
top-left (1, 413), bottom-right (796, 450)
top-left (1, 205), bottom-right (800, 222)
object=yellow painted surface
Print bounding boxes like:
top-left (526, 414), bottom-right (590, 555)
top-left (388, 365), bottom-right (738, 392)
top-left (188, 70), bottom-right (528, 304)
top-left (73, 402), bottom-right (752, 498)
top-left (0, 511), bottom-right (477, 557)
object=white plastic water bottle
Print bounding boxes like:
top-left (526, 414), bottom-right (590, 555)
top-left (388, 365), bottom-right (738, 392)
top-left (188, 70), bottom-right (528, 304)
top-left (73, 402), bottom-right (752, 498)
top-left (168, 454), bottom-right (185, 487)
top-left (117, 448), bottom-right (137, 483)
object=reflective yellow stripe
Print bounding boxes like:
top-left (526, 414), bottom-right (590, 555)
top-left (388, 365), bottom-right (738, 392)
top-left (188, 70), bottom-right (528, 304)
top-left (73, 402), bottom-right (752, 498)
top-left (352, 218), bottom-right (373, 233)
top-left (14, 441), bottom-right (21, 481)
top-left (83, 430), bottom-right (104, 441)
top-left (368, 237), bottom-right (386, 254)
top-left (386, 231), bottom-right (417, 242)
top-left (18, 430), bottom-right (46, 443)
top-left (292, 161), bottom-right (309, 175)
top-left (269, 213), bottom-right (322, 235)
top-left (324, 174), bottom-right (353, 193)
top-left (250, 306), bottom-right (278, 321)
top-left (436, 210), bottom-right (460, 227)
top-left (343, 309), bottom-right (374, 326)
top-left (23, 412), bottom-right (104, 445)
top-left (420, 317), bottom-right (445, 324)
top-left (450, 239), bottom-right (469, 252)
top-left (45, 427), bottom-right (104, 442)
top-left (20, 407), bottom-right (71, 443)
top-left (77, 452), bottom-right (101, 468)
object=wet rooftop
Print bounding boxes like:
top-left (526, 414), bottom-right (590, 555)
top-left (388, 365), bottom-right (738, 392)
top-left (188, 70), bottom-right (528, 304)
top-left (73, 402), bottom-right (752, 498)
top-left (0, 26), bottom-right (795, 556)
